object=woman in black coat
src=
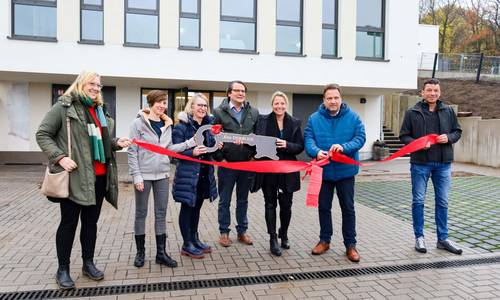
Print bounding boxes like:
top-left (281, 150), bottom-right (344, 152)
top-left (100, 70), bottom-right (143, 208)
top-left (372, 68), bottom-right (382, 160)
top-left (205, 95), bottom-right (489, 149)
top-left (172, 93), bottom-right (218, 259)
top-left (252, 91), bottom-right (304, 256)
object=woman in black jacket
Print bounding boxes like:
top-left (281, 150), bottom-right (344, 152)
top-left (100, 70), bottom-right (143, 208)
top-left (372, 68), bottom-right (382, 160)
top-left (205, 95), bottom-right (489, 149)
top-left (172, 93), bottom-right (218, 259)
top-left (252, 91), bottom-right (304, 256)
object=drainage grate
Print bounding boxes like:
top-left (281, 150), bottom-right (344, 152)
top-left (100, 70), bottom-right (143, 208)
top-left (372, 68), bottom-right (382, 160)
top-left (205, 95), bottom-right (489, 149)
top-left (1, 256), bottom-right (499, 299)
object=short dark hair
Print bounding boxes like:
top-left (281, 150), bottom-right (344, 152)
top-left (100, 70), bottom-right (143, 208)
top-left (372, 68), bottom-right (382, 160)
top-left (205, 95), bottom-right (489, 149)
top-left (323, 83), bottom-right (342, 97)
top-left (422, 78), bottom-right (440, 90)
top-left (146, 90), bottom-right (167, 107)
top-left (227, 80), bottom-right (247, 96)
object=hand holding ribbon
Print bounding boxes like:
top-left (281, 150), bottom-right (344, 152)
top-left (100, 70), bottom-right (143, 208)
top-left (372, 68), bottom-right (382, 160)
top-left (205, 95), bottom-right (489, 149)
top-left (132, 133), bottom-right (439, 208)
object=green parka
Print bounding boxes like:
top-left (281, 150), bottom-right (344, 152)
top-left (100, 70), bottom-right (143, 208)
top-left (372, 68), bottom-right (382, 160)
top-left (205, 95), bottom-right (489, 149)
top-left (36, 93), bottom-right (121, 208)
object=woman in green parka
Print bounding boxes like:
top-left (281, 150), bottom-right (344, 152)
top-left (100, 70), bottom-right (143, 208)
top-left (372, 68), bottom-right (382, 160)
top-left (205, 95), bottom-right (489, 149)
top-left (36, 71), bottom-right (132, 290)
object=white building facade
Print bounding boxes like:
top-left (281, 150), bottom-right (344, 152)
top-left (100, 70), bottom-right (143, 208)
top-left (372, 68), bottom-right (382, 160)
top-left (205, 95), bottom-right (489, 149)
top-left (0, 0), bottom-right (419, 163)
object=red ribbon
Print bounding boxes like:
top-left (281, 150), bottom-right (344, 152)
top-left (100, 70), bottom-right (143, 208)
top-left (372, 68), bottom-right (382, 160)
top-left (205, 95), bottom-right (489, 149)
top-left (132, 134), bottom-right (439, 208)
top-left (329, 134), bottom-right (439, 166)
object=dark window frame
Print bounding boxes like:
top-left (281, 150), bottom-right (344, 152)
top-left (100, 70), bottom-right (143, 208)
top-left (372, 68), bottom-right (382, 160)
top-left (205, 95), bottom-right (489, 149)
top-left (179, 0), bottom-right (201, 50)
top-left (79, 0), bottom-right (104, 45)
top-left (275, 0), bottom-right (303, 56)
top-left (124, 0), bottom-right (160, 48)
top-left (10, 0), bottom-right (58, 42)
top-left (219, 0), bottom-right (258, 54)
top-left (355, 0), bottom-right (385, 60)
top-left (321, 0), bottom-right (339, 59)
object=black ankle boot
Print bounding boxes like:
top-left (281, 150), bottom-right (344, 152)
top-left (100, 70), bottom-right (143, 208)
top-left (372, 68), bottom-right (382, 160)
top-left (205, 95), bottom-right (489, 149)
top-left (56, 265), bottom-right (75, 290)
top-left (270, 234), bottom-right (282, 256)
top-left (278, 228), bottom-right (290, 249)
top-left (82, 259), bottom-right (104, 281)
top-left (280, 238), bottom-right (290, 249)
top-left (134, 234), bottom-right (145, 267)
top-left (155, 234), bottom-right (178, 268)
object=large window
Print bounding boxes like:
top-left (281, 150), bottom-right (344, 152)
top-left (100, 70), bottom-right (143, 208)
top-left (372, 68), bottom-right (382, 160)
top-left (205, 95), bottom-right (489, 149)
top-left (219, 0), bottom-right (257, 53)
top-left (11, 0), bottom-right (57, 41)
top-left (80, 0), bottom-right (103, 44)
top-left (322, 0), bottom-right (338, 58)
top-left (356, 0), bottom-right (385, 59)
top-left (276, 0), bottom-right (303, 56)
top-left (125, 0), bottom-right (159, 47)
top-left (179, 0), bottom-right (200, 49)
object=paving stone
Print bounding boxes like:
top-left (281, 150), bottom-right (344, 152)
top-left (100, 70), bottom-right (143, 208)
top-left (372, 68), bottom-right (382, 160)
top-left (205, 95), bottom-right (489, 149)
top-left (0, 165), bottom-right (499, 299)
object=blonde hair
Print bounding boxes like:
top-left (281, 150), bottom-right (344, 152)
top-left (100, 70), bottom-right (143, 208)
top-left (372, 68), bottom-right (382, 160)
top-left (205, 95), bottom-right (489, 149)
top-left (64, 70), bottom-right (104, 105)
top-left (185, 93), bottom-right (210, 115)
top-left (270, 91), bottom-right (288, 105)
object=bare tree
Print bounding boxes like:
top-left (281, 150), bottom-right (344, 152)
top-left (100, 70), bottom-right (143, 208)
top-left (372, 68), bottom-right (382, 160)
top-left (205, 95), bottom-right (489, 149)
top-left (466, 0), bottom-right (488, 52)
top-left (485, 0), bottom-right (500, 53)
top-left (439, 0), bottom-right (459, 53)
top-left (419, 0), bottom-right (440, 24)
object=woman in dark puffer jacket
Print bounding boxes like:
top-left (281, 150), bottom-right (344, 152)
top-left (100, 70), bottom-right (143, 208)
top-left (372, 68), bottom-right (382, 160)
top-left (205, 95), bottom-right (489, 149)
top-left (172, 93), bottom-right (218, 259)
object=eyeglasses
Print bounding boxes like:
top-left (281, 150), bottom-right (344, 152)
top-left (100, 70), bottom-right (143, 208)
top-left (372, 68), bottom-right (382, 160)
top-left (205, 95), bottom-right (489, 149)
top-left (195, 103), bottom-right (208, 108)
top-left (231, 89), bottom-right (246, 94)
top-left (88, 82), bottom-right (103, 89)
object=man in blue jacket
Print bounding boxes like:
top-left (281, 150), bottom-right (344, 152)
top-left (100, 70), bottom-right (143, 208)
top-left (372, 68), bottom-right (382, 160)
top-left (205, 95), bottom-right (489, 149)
top-left (400, 78), bottom-right (462, 255)
top-left (304, 83), bottom-right (366, 262)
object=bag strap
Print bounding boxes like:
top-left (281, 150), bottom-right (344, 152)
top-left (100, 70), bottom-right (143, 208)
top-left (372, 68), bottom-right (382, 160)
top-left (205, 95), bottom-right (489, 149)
top-left (66, 117), bottom-right (71, 159)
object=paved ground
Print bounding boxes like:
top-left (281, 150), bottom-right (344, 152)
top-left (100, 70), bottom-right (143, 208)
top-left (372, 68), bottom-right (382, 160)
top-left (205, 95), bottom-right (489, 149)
top-left (0, 159), bottom-right (499, 299)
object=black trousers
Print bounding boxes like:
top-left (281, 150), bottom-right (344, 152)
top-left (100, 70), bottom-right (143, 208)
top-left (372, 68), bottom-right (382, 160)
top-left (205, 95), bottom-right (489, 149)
top-left (56, 176), bottom-right (106, 265)
top-left (262, 184), bottom-right (293, 237)
top-left (178, 197), bottom-right (204, 244)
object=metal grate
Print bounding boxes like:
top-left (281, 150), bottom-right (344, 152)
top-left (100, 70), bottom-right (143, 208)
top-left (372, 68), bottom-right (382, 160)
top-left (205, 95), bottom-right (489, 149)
top-left (1, 256), bottom-right (499, 299)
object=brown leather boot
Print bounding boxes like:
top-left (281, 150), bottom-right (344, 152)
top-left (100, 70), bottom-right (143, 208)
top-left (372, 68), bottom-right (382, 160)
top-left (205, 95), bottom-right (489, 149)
top-left (346, 245), bottom-right (360, 262)
top-left (311, 241), bottom-right (330, 255)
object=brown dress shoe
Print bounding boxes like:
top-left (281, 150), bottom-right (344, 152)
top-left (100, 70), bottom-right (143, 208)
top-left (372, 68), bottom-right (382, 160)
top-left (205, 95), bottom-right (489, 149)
top-left (346, 246), bottom-right (360, 262)
top-left (237, 233), bottom-right (253, 245)
top-left (311, 241), bottom-right (330, 255)
top-left (219, 233), bottom-right (231, 247)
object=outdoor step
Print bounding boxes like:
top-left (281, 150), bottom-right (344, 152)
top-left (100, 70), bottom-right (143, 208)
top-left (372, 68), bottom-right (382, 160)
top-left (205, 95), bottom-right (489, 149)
top-left (387, 144), bottom-right (405, 148)
top-left (383, 136), bottom-right (399, 141)
top-left (385, 141), bottom-right (403, 145)
top-left (382, 126), bottom-right (405, 155)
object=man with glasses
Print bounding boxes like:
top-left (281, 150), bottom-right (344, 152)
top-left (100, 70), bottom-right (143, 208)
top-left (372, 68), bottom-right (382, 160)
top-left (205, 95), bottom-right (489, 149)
top-left (213, 80), bottom-right (259, 247)
top-left (304, 83), bottom-right (366, 262)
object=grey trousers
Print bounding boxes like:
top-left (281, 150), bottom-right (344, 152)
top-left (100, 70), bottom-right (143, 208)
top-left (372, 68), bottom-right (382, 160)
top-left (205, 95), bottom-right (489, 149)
top-left (134, 178), bottom-right (169, 235)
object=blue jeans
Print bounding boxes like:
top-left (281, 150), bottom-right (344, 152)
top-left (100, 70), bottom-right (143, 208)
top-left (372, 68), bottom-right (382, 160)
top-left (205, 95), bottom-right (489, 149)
top-left (217, 167), bottom-right (250, 234)
top-left (318, 176), bottom-right (356, 248)
top-left (411, 162), bottom-right (451, 241)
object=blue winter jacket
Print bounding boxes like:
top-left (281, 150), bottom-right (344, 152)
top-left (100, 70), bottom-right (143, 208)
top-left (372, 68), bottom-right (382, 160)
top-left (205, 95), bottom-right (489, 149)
top-left (304, 103), bottom-right (366, 181)
top-left (172, 112), bottom-right (218, 207)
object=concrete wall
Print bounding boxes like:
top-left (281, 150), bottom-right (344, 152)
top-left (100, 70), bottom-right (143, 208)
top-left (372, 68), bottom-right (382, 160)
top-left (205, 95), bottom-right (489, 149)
top-left (0, 81), bottom-right (50, 151)
top-left (455, 117), bottom-right (500, 168)
top-left (384, 93), bottom-right (419, 136)
top-left (454, 117), bottom-right (480, 164)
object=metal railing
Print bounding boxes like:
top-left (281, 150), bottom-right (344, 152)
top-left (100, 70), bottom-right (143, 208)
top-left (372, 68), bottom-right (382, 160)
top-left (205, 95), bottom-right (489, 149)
top-left (419, 52), bottom-right (500, 82)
